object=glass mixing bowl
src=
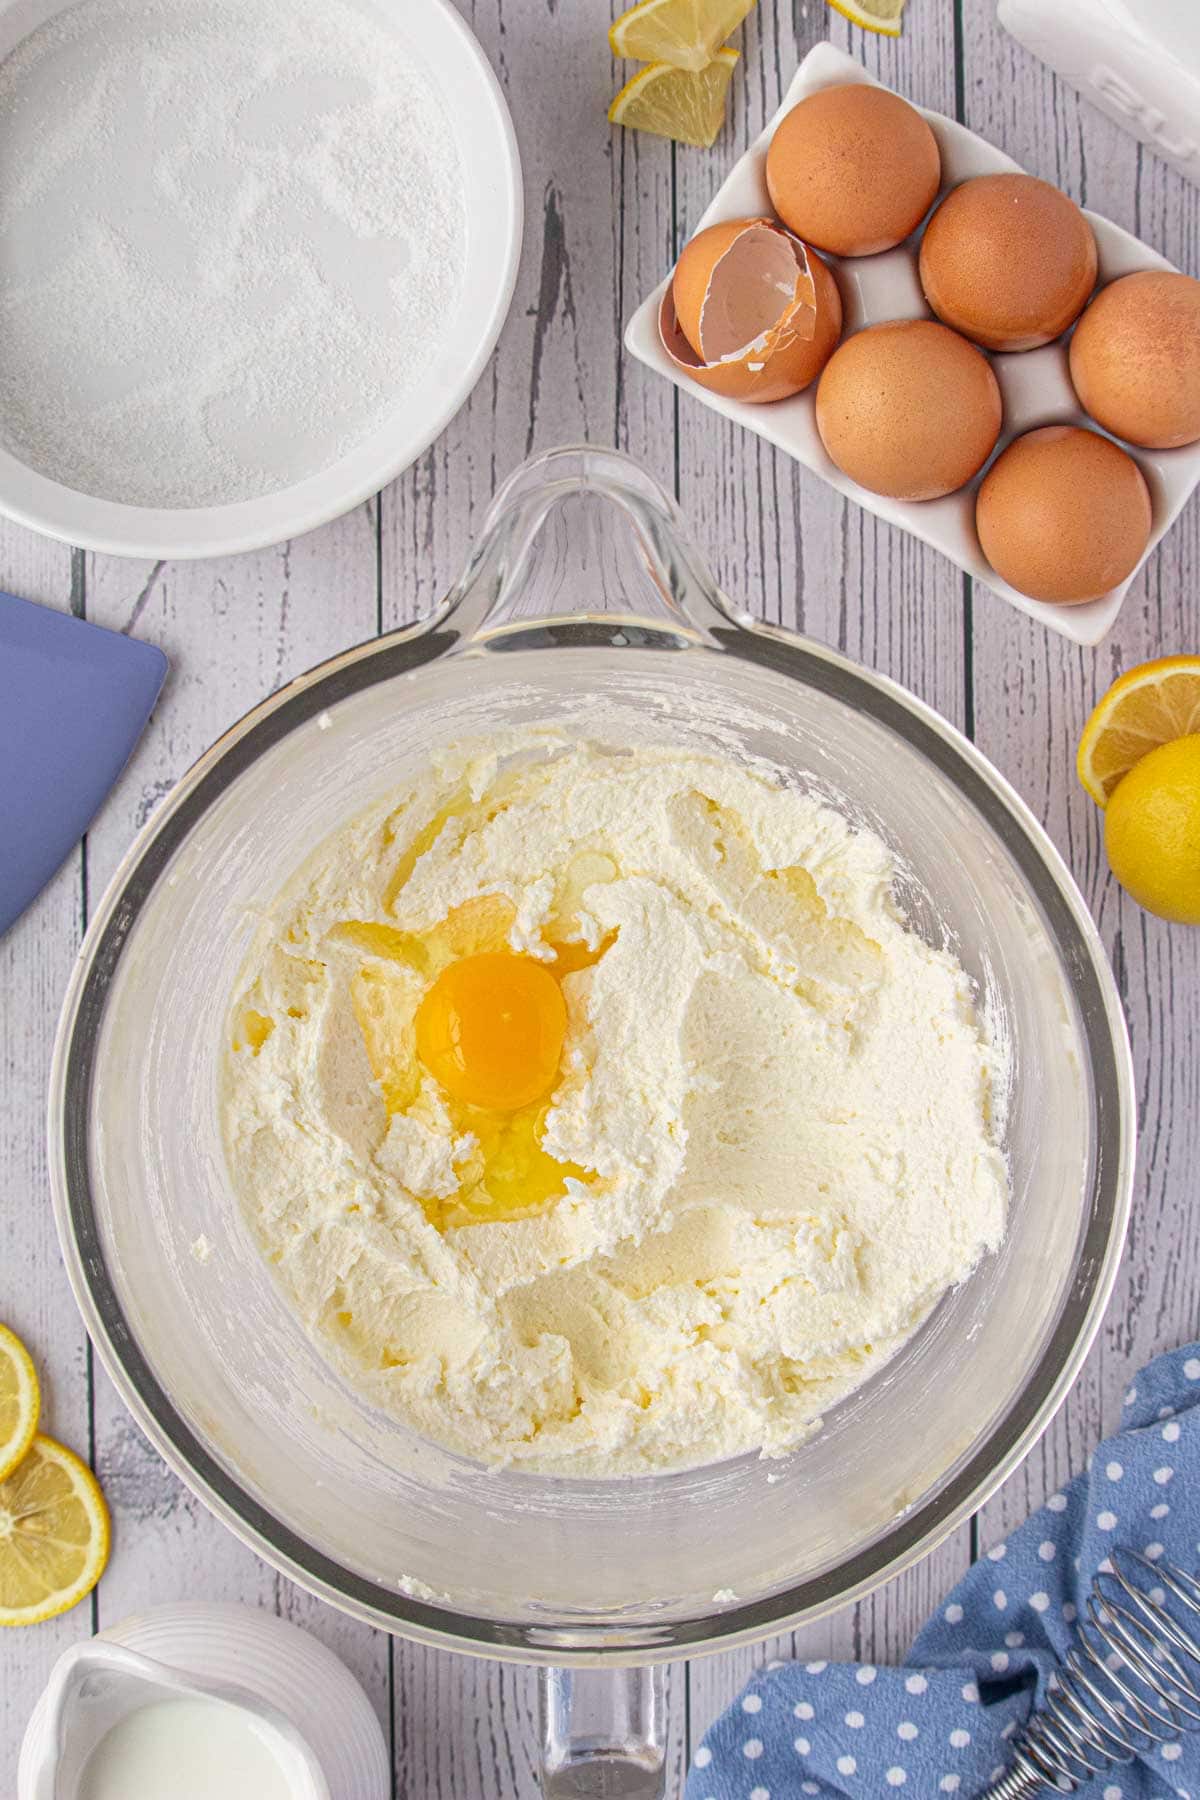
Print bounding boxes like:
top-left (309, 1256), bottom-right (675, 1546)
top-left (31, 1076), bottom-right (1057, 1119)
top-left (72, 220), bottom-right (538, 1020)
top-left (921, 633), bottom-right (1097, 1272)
top-left (49, 448), bottom-right (1134, 1791)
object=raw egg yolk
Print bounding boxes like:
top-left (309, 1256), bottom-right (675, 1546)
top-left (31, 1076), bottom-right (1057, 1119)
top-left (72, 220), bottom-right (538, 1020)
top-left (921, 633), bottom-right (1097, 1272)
top-left (415, 952), bottom-right (568, 1113)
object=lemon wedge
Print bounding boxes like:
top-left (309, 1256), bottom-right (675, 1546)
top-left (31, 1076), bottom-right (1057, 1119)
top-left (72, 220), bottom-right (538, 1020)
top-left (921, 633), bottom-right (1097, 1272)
top-left (610, 0), bottom-right (757, 71)
top-left (609, 48), bottom-right (738, 148)
top-left (0, 1435), bottom-right (110, 1627)
top-left (1077, 655), bottom-right (1200, 806)
top-left (0, 1324), bottom-right (39, 1481)
top-left (826, 0), bottom-right (906, 35)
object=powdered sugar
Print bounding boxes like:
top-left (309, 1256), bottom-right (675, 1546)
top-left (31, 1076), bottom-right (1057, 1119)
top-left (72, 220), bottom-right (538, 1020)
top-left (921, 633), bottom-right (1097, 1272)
top-left (0, 0), bottom-right (466, 508)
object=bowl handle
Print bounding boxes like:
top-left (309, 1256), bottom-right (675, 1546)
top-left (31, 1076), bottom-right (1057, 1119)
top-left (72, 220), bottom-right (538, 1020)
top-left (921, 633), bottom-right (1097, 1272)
top-left (539, 1664), bottom-right (667, 1798)
top-left (439, 444), bottom-right (744, 644)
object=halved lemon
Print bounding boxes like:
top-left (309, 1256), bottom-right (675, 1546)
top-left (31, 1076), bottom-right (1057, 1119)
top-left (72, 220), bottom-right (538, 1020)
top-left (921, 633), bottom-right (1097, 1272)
top-left (0, 1324), bottom-right (39, 1481)
top-left (610, 0), bottom-right (757, 72)
top-left (0, 1435), bottom-right (110, 1627)
top-left (609, 48), bottom-right (739, 148)
top-left (1077, 655), bottom-right (1200, 805)
top-left (826, 0), bottom-right (906, 34)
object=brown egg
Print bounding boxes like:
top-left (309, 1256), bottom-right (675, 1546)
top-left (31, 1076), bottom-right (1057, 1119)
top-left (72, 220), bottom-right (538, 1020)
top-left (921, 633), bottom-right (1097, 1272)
top-left (976, 426), bottom-right (1152, 604)
top-left (1069, 270), bottom-right (1200, 449)
top-left (814, 320), bottom-right (1002, 501)
top-left (660, 218), bottom-right (842, 404)
top-left (919, 174), bottom-right (1098, 352)
top-left (765, 83), bottom-right (941, 258)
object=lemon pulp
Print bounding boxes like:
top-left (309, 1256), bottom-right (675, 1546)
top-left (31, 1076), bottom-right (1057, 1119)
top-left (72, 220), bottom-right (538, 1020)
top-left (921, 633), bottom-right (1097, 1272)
top-left (608, 48), bottom-right (739, 148)
top-left (0, 1435), bottom-right (110, 1627)
top-left (0, 1324), bottom-right (40, 1483)
top-left (1078, 654), bottom-right (1200, 805)
top-left (609, 0), bottom-right (758, 71)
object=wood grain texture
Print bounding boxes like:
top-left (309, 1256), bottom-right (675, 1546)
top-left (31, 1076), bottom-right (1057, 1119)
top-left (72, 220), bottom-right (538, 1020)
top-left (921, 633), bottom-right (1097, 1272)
top-left (379, 6), bottom-right (692, 1789)
top-left (77, 508), bottom-right (392, 1741)
top-left (0, 540), bottom-right (90, 1785)
top-left (959, 0), bottom-right (1200, 1565)
top-left (677, 0), bottom-right (975, 1748)
top-left (2, 0), bottom-right (1198, 1794)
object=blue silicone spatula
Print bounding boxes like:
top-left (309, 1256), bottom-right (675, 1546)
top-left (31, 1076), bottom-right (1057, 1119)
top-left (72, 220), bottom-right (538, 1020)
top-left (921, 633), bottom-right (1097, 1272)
top-left (0, 591), bottom-right (168, 938)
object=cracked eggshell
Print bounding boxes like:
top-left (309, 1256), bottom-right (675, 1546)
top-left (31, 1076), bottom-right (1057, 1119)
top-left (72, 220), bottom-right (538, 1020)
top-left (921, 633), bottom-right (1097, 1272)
top-left (661, 217), bottom-right (843, 405)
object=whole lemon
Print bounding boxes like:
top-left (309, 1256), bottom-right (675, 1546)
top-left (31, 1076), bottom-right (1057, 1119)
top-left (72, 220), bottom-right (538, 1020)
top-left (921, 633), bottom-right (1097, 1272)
top-left (1104, 733), bottom-right (1200, 924)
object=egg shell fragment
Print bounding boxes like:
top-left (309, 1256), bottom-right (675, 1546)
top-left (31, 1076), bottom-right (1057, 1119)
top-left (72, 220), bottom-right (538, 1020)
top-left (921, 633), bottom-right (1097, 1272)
top-left (661, 218), bottom-right (843, 404)
top-left (1069, 270), bottom-right (1200, 450)
top-left (976, 425), bottom-right (1152, 605)
top-left (919, 174), bottom-right (1098, 353)
top-left (765, 83), bottom-right (941, 258)
top-left (815, 319), bottom-right (1003, 502)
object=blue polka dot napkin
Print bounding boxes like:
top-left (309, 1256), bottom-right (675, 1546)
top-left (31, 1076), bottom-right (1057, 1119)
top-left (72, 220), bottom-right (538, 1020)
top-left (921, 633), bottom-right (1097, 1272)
top-left (688, 1343), bottom-right (1200, 1800)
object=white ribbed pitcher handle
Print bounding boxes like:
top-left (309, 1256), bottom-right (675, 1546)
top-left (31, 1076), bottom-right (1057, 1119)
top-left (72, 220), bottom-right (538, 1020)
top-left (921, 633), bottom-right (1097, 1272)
top-left (539, 1664), bottom-right (667, 1798)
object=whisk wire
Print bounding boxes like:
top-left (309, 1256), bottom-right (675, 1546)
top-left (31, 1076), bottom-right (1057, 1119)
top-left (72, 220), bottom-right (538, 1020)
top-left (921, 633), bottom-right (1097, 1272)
top-left (1083, 1606), bottom-right (1184, 1732)
top-left (1059, 1646), bottom-right (1145, 1758)
top-left (1049, 1659), bottom-right (1130, 1766)
top-left (1098, 1595), bottom-right (1200, 1723)
top-left (978, 1551), bottom-right (1200, 1797)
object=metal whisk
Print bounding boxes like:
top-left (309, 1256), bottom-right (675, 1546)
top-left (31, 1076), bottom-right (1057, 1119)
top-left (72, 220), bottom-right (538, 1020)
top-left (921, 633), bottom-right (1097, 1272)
top-left (980, 1551), bottom-right (1200, 1797)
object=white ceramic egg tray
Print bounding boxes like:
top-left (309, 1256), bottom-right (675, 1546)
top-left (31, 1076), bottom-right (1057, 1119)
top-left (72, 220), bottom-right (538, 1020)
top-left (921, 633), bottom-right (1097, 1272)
top-left (625, 42), bottom-right (1198, 646)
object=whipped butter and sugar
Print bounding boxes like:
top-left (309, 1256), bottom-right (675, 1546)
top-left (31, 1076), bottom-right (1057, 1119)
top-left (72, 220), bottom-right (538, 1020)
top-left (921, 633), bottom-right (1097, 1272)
top-left (223, 734), bottom-right (1009, 1476)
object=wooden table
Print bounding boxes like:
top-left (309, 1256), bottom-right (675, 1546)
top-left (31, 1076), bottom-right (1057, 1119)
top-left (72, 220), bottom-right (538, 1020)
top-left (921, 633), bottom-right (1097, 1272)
top-left (3, 1), bottom-right (1198, 1792)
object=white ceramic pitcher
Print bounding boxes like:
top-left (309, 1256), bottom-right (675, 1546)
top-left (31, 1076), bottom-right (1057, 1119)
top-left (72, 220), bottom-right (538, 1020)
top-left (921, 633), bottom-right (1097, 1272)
top-left (18, 1602), bottom-right (388, 1800)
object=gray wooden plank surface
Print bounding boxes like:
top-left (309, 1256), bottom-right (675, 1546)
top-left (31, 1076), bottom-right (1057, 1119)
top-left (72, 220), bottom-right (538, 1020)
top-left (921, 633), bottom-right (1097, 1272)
top-left (0, 536), bottom-right (89, 1785)
top-left (676, 0), bottom-right (976, 1747)
top-left (2, 0), bottom-right (1198, 1794)
top-left (379, 5), bottom-right (692, 1789)
top-left (79, 513), bottom-right (392, 1736)
top-left (959, 0), bottom-right (1200, 1566)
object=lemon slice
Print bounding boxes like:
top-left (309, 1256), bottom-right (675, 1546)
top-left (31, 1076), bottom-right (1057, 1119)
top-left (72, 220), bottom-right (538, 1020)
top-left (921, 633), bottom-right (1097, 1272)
top-left (0, 1435), bottom-right (110, 1627)
top-left (610, 0), bottom-right (757, 72)
top-left (1078, 655), bottom-right (1200, 805)
top-left (609, 48), bottom-right (739, 148)
top-left (826, 0), bottom-right (906, 35)
top-left (0, 1325), bottom-right (39, 1481)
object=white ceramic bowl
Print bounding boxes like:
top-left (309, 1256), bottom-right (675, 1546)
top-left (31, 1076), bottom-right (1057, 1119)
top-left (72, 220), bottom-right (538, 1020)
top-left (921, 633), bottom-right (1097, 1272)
top-left (626, 43), bottom-right (1199, 646)
top-left (0, 0), bottom-right (522, 559)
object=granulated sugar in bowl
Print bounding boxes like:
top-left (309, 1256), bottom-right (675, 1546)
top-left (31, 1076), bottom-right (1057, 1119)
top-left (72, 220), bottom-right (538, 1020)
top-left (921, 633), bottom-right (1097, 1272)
top-left (0, 0), bottom-right (522, 556)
